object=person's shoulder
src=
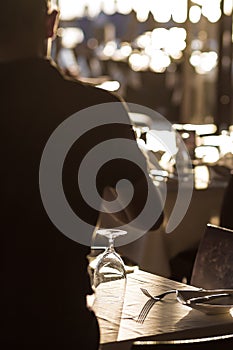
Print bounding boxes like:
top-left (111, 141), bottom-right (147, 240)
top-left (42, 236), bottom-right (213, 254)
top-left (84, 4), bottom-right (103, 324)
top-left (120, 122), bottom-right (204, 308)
top-left (65, 75), bottom-right (121, 105)
top-left (49, 60), bottom-right (120, 103)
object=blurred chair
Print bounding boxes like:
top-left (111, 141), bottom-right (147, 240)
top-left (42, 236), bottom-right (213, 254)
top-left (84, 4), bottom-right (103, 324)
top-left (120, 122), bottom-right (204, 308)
top-left (131, 334), bottom-right (233, 349)
top-left (190, 224), bottom-right (233, 289)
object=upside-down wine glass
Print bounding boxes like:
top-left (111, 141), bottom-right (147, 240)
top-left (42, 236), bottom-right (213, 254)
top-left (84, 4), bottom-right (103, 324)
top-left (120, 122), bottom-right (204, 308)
top-left (92, 229), bottom-right (127, 314)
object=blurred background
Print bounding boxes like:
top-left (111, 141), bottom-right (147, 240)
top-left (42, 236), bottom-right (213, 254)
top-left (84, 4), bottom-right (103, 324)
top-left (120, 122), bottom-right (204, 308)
top-left (49, 0), bottom-right (233, 280)
top-left (51, 0), bottom-right (232, 130)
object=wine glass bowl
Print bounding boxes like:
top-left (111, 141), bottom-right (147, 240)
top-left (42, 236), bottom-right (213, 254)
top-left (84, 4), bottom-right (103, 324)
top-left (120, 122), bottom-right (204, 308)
top-left (91, 229), bottom-right (127, 312)
top-left (93, 229), bottom-right (127, 288)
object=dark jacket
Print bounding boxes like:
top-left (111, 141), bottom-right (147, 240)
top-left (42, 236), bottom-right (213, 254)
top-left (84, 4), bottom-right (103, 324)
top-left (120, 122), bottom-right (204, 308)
top-left (0, 58), bottom-right (163, 348)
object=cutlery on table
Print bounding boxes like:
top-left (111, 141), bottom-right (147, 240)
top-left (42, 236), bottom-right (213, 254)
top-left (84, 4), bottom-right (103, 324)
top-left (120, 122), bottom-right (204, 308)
top-left (140, 288), bottom-right (177, 301)
top-left (137, 288), bottom-right (180, 324)
top-left (137, 298), bottom-right (157, 324)
top-left (186, 293), bottom-right (230, 304)
top-left (137, 288), bottom-right (230, 323)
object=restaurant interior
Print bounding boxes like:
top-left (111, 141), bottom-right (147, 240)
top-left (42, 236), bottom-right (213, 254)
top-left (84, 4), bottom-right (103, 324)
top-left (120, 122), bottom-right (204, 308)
top-left (49, 1), bottom-right (233, 348)
top-left (53, 0), bottom-right (232, 125)
top-left (51, 0), bottom-right (233, 267)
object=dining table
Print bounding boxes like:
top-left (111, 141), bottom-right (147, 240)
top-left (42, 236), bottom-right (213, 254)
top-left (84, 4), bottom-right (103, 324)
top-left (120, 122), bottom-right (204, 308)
top-left (94, 269), bottom-right (233, 350)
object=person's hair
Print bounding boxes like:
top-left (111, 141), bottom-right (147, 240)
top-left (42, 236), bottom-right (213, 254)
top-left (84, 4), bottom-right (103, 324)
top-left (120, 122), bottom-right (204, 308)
top-left (0, 0), bottom-right (49, 43)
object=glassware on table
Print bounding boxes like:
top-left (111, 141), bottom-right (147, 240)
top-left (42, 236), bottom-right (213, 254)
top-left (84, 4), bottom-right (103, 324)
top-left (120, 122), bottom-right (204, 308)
top-left (92, 229), bottom-right (127, 313)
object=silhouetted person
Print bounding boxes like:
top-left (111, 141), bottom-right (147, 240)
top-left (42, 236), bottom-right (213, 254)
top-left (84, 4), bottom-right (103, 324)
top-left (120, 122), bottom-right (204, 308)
top-left (0, 1), bottom-right (163, 349)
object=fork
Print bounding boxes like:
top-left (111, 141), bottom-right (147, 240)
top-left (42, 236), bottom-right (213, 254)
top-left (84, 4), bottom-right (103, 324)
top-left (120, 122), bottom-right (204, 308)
top-left (137, 297), bottom-right (157, 324)
top-left (136, 289), bottom-right (177, 324)
top-left (140, 288), bottom-right (177, 300)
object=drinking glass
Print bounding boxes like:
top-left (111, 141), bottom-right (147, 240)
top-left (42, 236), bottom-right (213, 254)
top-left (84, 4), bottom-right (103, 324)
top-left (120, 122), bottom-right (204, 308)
top-left (92, 229), bottom-right (127, 310)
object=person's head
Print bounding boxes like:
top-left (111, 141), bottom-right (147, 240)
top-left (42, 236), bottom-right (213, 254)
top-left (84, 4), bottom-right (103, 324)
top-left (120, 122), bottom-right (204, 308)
top-left (0, 0), bottom-right (58, 61)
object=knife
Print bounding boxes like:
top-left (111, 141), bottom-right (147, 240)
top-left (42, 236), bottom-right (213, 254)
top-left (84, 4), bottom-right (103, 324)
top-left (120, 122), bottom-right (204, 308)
top-left (186, 293), bottom-right (230, 304)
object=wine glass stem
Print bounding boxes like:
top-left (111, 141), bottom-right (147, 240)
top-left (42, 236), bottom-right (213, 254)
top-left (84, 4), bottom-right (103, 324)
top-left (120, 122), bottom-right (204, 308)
top-left (108, 236), bottom-right (115, 252)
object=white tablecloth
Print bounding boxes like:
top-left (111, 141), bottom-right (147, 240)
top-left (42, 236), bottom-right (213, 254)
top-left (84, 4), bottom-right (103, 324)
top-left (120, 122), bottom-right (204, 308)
top-left (96, 270), bottom-right (233, 349)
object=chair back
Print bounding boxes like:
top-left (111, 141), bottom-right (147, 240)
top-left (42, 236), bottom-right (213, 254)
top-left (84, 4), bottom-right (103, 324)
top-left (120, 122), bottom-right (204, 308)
top-left (190, 224), bottom-right (233, 289)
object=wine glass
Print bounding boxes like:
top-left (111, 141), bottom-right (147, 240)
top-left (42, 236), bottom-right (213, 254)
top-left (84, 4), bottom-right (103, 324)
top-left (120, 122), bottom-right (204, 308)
top-left (92, 229), bottom-right (127, 311)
